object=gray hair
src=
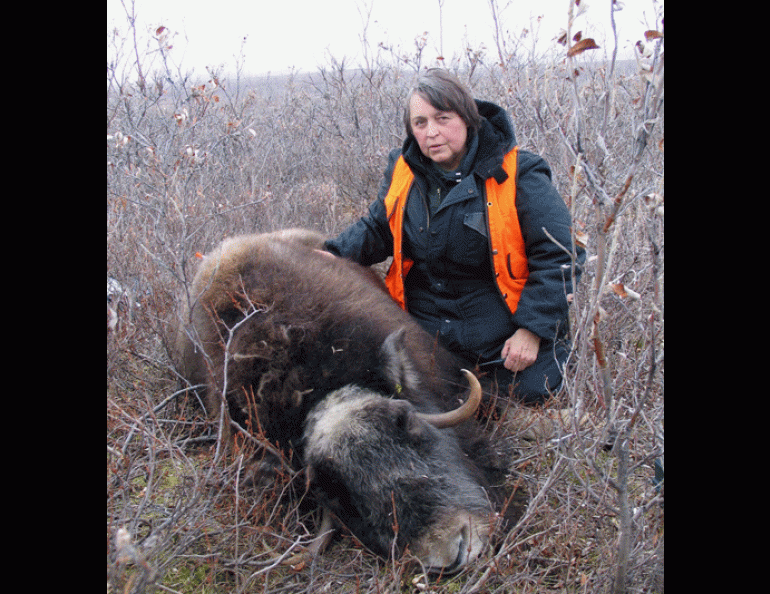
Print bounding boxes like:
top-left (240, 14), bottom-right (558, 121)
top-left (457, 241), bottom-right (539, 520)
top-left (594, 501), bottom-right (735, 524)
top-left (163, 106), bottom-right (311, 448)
top-left (403, 69), bottom-right (481, 139)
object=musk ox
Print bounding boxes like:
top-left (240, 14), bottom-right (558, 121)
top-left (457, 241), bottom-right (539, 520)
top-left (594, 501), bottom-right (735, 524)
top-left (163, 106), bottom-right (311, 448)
top-left (177, 229), bottom-right (511, 572)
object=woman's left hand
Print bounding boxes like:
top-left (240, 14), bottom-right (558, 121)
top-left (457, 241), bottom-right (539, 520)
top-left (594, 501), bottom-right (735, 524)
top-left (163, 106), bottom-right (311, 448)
top-left (501, 328), bottom-right (541, 372)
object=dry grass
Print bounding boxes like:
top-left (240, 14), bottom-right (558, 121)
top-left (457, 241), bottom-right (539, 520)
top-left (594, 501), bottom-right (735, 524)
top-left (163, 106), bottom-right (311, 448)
top-left (108, 3), bottom-right (663, 592)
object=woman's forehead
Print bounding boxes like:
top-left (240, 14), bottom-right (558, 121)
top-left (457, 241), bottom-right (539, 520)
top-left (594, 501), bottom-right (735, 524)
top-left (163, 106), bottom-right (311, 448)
top-left (409, 92), bottom-right (452, 117)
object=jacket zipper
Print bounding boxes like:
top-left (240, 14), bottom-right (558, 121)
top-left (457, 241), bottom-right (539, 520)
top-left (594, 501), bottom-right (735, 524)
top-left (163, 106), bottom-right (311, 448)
top-left (412, 180), bottom-right (430, 230)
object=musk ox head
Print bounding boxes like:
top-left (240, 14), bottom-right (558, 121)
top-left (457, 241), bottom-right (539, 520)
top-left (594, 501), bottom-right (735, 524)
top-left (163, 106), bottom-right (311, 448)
top-left (302, 369), bottom-right (493, 571)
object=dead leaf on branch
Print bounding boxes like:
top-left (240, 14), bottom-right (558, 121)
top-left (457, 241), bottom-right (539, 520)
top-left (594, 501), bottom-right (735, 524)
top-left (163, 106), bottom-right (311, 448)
top-left (567, 38), bottom-right (600, 58)
top-left (609, 283), bottom-right (641, 301)
top-left (644, 30), bottom-right (664, 41)
top-left (610, 283), bottom-right (628, 299)
top-left (574, 229), bottom-right (588, 250)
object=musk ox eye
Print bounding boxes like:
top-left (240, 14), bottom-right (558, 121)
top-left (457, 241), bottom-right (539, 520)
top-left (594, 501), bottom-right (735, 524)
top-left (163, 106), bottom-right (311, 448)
top-left (392, 401), bottom-right (427, 443)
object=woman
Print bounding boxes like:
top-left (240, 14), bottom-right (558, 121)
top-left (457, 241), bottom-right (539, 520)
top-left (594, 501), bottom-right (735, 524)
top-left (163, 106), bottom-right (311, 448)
top-left (324, 69), bottom-right (583, 404)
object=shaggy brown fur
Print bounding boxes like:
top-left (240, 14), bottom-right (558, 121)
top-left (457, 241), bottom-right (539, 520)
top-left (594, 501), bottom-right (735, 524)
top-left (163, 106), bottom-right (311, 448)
top-left (177, 229), bottom-right (462, 457)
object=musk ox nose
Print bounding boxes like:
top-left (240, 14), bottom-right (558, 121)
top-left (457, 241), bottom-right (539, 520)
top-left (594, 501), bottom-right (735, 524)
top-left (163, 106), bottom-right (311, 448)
top-left (411, 511), bottom-right (490, 572)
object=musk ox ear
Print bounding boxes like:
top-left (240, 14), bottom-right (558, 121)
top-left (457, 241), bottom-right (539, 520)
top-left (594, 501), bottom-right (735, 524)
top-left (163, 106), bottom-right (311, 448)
top-left (380, 328), bottom-right (420, 395)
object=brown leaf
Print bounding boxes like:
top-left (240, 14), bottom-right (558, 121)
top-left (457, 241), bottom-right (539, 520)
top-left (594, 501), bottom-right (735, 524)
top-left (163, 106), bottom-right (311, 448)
top-left (610, 283), bottom-right (628, 298)
top-left (574, 229), bottom-right (588, 249)
top-left (155, 26), bottom-right (166, 36)
top-left (573, 31), bottom-right (583, 43)
top-left (569, 165), bottom-right (586, 183)
top-left (643, 192), bottom-right (664, 208)
top-left (644, 30), bottom-right (664, 41)
top-left (567, 38), bottom-right (600, 58)
top-left (609, 283), bottom-right (641, 301)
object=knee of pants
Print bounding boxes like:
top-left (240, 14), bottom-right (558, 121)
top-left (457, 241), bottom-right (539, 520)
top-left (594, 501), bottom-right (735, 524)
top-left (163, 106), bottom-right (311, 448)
top-left (493, 344), bottom-right (567, 404)
top-left (497, 370), bottom-right (562, 404)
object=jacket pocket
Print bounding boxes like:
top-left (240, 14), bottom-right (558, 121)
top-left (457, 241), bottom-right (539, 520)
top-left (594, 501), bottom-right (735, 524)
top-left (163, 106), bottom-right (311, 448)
top-left (463, 212), bottom-right (488, 238)
top-left (447, 212), bottom-right (489, 267)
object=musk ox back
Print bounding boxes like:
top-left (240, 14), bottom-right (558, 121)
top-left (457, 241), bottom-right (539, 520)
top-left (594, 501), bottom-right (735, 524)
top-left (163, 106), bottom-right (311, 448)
top-left (177, 230), bottom-right (508, 571)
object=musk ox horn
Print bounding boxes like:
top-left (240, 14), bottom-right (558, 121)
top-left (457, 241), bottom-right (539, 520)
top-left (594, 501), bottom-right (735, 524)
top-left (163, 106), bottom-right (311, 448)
top-left (416, 369), bottom-right (481, 429)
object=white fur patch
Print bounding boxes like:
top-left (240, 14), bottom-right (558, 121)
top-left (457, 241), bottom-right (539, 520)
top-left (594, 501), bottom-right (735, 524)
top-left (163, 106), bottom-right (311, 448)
top-left (303, 387), bottom-right (376, 459)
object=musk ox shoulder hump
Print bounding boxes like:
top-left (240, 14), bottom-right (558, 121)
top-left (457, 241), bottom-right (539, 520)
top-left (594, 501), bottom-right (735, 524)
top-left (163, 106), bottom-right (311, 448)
top-left (190, 229), bottom-right (326, 314)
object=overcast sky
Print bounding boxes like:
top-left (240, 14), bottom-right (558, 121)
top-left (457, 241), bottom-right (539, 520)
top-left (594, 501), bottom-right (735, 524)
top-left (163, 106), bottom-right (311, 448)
top-left (107, 0), bottom-right (663, 76)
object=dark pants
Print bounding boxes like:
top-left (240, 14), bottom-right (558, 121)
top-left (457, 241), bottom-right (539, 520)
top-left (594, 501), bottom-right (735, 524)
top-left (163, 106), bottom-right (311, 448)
top-left (459, 339), bottom-right (570, 406)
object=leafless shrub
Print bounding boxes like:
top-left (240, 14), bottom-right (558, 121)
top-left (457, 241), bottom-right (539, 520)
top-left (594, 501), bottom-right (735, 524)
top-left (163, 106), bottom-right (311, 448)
top-left (107, 1), bottom-right (663, 592)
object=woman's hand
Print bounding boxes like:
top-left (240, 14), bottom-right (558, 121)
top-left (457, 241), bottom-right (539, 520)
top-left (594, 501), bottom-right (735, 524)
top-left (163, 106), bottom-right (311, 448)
top-left (314, 249), bottom-right (338, 261)
top-left (501, 328), bottom-right (541, 372)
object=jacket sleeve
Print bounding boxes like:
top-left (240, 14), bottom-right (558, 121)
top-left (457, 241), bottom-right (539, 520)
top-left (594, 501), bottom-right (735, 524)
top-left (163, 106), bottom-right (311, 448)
top-left (511, 151), bottom-right (585, 341)
top-left (323, 148), bottom-right (401, 266)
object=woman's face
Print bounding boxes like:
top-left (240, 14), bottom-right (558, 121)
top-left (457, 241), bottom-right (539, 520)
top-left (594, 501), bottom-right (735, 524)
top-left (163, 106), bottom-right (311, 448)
top-left (408, 93), bottom-right (468, 171)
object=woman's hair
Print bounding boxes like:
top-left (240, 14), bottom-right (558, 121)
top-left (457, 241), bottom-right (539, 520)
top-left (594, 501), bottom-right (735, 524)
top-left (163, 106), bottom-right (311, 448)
top-left (403, 69), bottom-right (481, 139)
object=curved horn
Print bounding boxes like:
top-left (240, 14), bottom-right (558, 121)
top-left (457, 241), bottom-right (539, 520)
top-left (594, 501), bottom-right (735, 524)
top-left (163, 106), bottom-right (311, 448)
top-left (417, 369), bottom-right (482, 429)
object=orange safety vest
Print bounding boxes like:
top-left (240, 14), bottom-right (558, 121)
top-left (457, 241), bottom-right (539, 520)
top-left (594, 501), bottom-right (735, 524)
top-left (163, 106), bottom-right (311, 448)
top-left (384, 147), bottom-right (528, 314)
